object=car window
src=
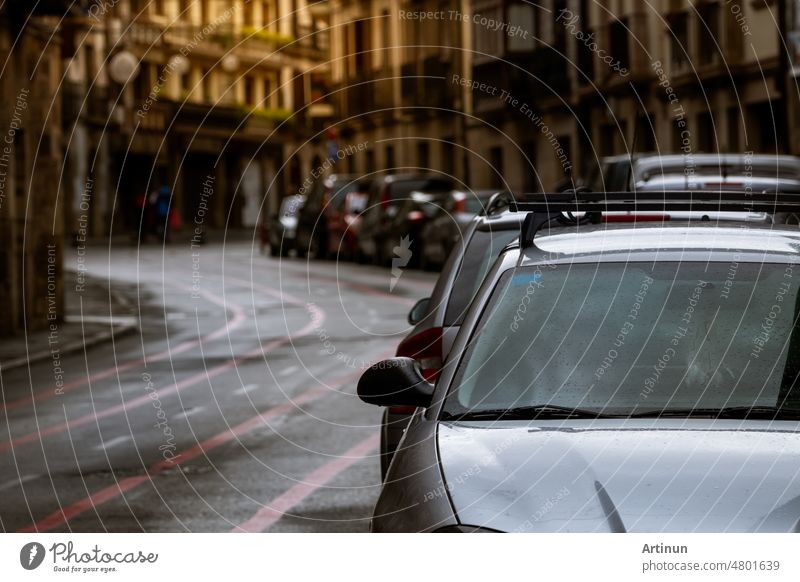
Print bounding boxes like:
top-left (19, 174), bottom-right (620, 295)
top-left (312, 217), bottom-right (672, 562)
top-left (465, 196), bottom-right (490, 214)
top-left (389, 179), bottom-right (452, 200)
top-left (328, 180), bottom-right (361, 211)
top-left (445, 261), bottom-right (800, 415)
top-left (443, 228), bottom-right (521, 327)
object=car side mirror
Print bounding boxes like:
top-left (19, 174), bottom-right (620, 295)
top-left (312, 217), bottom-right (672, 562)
top-left (408, 297), bottom-right (430, 326)
top-left (357, 357), bottom-right (434, 408)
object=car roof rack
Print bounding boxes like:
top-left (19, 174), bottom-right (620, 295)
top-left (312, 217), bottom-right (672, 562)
top-left (480, 191), bottom-right (518, 216)
top-left (513, 190), bottom-right (800, 248)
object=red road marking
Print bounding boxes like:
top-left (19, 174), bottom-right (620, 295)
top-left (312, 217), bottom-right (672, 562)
top-left (17, 365), bottom-right (371, 533)
top-left (232, 432), bottom-right (380, 533)
top-left (0, 288), bottom-right (247, 412)
top-left (0, 299), bottom-right (323, 454)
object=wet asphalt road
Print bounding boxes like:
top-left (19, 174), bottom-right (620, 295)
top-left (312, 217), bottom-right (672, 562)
top-left (0, 240), bottom-right (435, 532)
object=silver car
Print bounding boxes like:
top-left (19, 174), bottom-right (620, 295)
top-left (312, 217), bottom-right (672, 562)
top-left (359, 190), bottom-right (800, 532)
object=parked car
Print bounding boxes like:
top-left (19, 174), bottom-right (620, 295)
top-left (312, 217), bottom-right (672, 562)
top-left (358, 174), bottom-right (454, 265)
top-left (324, 177), bottom-right (372, 260)
top-left (266, 194), bottom-right (305, 257)
top-left (360, 190), bottom-right (800, 532)
top-left (589, 153), bottom-right (800, 191)
top-left (295, 174), bottom-right (361, 258)
top-left (420, 190), bottom-right (500, 270)
top-left (380, 192), bottom-right (524, 479)
top-left (378, 187), bottom-right (457, 269)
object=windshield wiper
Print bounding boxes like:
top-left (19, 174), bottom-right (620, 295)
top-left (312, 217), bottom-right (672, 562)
top-left (630, 406), bottom-right (800, 420)
top-left (441, 405), bottom-right (618, 421)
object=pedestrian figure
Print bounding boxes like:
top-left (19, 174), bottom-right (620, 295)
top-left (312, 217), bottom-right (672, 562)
top-left (133, 190), bottom-right (149, 244)
top-left (152, 185), bottom-right (172, 243)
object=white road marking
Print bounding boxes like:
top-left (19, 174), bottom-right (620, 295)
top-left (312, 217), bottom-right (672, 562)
top-left (94, 435), bottom-right (131, 451)
top-left (173, 406), bottom-right (205, 419)
top-left (234, 384), bottom-right (259, 395)
top-left (0, 474), bottom-right (38, 491)
top-left (279, 365), bottom-right (298, 377)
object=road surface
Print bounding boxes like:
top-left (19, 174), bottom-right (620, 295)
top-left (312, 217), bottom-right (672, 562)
top-left (0, 240), bottom-right (435, 532)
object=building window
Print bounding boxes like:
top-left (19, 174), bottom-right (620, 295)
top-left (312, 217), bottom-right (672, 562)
top-left (202, 69), bottom-right (213, 102)
top-left (417, 142), bottom-right (430, 170)
top-left (365, 149), bottom-right (375, 174)
top-left (599, 123), bottom-right (615, 156)
top-left (380, 10), bottom-right (391, 68)
top-left (608, 18), bottom-right (630, 73)
top-left (153, 0), bottom-right (165, 15)
top-left (697, 1), bottom-right (721, 65)
top-left (727, 106), bottom-right (740, 152)
top-left (385, 145), bottom-right (395, 171)
top-left (263, 77), bottom-right (273, 108)
top-left (672, 118), bottom-right (689, 152)
top-left (473, 3), bottom-right (504, 60)
top-left (244, 76), bottom-right (256, 106)
top-left (667, 12), bottom-right (689, 68)
top-left (522, 141), bottom-right (537, 192)
top-left (552, 0), bottom-right (568, 54)
top-left (180, 70), bottom-right (191, 97)
top-left (263, 2), bottom-right (274, 27)
top-left (489, 146), bottom-right (503, 189)
top-left (507, 2), bottom-right (536, 52)
top-left (243, 1), bottom-right (255, 26)
top-left (441, 139), bottom-right (455, 177)
top-left (696, 111), bottom-right (715, 152)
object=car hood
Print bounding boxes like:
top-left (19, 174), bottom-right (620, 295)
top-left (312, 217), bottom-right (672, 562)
top-left (438, 419), bottom-right (800, 532)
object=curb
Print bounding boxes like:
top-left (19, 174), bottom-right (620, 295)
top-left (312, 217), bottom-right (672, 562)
top-left (0, 320), bottom-right (138, 373)
top-left (0, 281), bottom-right (140, 373)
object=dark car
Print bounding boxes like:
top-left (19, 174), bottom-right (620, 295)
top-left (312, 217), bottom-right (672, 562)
top-left (266, 194), bottom-right (305, 257)
top-left (324, 177), bottom-right (372, 261)
top-left (380, 193), bottom-right (524, 478)
top-left (379, 187), bottom-right (456, 269)
top-left (420, 190), bottom-right (500, 270)
top-left (359, 190), bottom-right (800, 532)
top-left (295, 174), bottom-right (361, 258)
top-left (358, 174), bottom-right (454, 265)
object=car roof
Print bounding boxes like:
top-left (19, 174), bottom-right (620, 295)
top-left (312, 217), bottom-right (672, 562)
top-left (637, 175), bottom-right (800, 189)
top-left (473, 209), bottom-right (526, 230)
top-left (511, 222), bottom-right (800, 267)
top-left (378, 173), bottom-right (449, 184)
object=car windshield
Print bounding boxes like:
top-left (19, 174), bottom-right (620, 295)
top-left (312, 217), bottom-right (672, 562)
top-left (443, 228), bottom-right (521, 326)
top-left (444, 261), bottom-right (800, 417)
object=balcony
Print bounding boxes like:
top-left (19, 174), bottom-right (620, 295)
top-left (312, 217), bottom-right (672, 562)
top-left (400, 56), bottom-right (457, 112)
top-left (471, 46), bottom-right (570, 117)
top-left (334, 72), bottom-right (396, 124)
top-left (596, 12), bottom-right (654, 89)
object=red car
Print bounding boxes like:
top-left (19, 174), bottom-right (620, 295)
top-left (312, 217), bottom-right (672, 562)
top-left (324, 177), bottom-right (371, 260)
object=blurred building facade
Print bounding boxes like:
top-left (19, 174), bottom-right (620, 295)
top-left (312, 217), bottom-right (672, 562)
top-left (62, 0), bottom-right (335, 242)
top-left (332, 0), bottom-right (793, 192)
top-left (329, 0), bottom-right (472, 184)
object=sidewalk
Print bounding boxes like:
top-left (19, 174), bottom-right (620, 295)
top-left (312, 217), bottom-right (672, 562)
top-left (0, 270), bottom-right (138, 372)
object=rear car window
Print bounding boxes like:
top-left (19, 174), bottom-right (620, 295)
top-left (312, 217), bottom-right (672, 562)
top-left (443, 228), bottom-right (520, 326)
top-left (329, 180), bottom-right (362, 210)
